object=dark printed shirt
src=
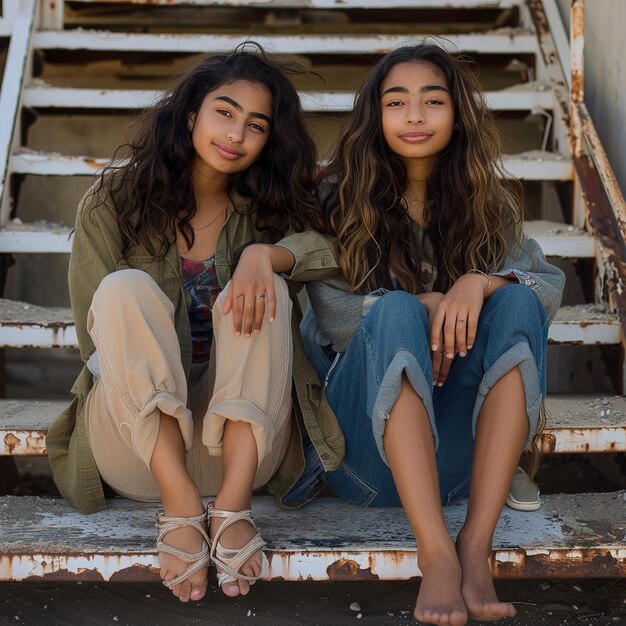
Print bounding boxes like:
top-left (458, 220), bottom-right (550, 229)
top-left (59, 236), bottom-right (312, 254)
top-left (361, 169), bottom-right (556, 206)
top-left (182, 255), bottom-right (222, 363)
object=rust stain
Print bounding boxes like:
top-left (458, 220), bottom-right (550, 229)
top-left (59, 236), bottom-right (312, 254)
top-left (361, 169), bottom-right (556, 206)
top-left (493, 549), bottom-right (626, 579)
top-left (109, 564), bottom-right (160, 582)
top-left (326, 558), bottom-right (379, 581)
top-left (539, 432), bottom-right (556, 454)
top-left (25, 432), bottom-right (47, 455)
top-left (3, 433), bottom-right (20, 454)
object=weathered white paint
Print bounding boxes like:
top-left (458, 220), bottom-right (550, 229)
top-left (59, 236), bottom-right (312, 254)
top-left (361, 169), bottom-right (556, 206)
top-left (1, 493), bottom-right (624, 581)
top-left (21, 85), bottom-right (554, 112)
top-left (0, 303), bottom-right (616, 348)
top-left (525, 220), bottom-right (595, 258)
top-left (10, 151), bottom-right (574, 181)
top-left (0, 19), bottom-right (14, 36)
top-left (32, 30), bottom-right (538, 54)
top-left (0, 0), bottom-right (36, 223)
top-left (0, 325), bottom-right (77, 348)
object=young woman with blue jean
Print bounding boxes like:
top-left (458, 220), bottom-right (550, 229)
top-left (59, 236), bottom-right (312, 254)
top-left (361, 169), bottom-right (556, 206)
top-left (299, 44), bottom-right (565, 625)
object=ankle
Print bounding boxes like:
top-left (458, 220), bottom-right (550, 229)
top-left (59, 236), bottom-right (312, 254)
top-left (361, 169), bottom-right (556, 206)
top-left (161, 482), bottom-right (203, 516)
top-left (456, 530), bottom-right (492, 558)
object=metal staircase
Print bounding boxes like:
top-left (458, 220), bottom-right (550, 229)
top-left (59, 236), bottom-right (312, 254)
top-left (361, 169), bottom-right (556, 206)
top-left (0, 0), bottom-right (625, 582)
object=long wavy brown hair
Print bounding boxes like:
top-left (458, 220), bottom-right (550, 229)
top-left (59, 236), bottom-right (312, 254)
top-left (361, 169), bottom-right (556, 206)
top-left (324, 42), bottom-right (524, 294)
top-left (87, 42), bottom-right (328, 259)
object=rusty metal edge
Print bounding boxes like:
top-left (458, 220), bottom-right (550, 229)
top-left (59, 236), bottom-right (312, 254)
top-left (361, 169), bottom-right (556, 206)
top-left (2, 547), bottom-right (625, 582)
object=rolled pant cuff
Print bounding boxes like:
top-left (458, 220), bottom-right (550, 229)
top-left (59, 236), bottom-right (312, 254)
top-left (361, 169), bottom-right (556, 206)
top-left (132, 391), bottom-right (193, 468)
top-left (203, 398), bottom-right (273, 468)
top-left (373, 350), bottom-right (438, 467)
top-left (472, 341), bottom-right (542, 450)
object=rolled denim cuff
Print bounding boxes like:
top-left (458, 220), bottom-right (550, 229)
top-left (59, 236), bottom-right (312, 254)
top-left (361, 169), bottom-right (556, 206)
top-left (372, 350), bottom-right (437, 467)
top-left (471, 341), bottom-right (542, 450)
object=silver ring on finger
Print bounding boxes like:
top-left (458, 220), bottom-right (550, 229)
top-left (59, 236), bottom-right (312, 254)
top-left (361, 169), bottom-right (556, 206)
top-left (255, 293), bottom-right (266, 299)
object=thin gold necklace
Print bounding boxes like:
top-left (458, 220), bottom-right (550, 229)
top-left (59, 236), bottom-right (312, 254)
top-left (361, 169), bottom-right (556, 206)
top-left (191, 205), bottom-right (227, 233)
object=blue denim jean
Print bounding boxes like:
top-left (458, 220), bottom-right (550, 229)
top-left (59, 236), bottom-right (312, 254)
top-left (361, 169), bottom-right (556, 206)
top-left (302, 283), bottom-right (548, 508)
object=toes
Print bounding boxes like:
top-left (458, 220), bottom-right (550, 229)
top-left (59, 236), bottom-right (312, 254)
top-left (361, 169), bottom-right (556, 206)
top-left (178, 579), bottom-right (192, 603)
top-left (189, 580), bottom-right (207, 602)
top-left (238, 579), bottom-right (251, 596)
top-left (221, 581), bottom-right (241, 598)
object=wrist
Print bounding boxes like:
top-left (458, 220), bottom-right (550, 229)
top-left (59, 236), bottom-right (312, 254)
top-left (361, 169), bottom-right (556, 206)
top-left (465, 269), bottom-right (491, 295)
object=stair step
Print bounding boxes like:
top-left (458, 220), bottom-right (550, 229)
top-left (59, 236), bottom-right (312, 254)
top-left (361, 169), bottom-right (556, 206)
top-left (21, 83), bottom-right (554, 112)
top-left (525, 220), bottom-right (595, 257)
top-left (32, 29), bottom-right (537, 54)
top-left (0, 219), bottom-right (588, 255)
top-left (1, 491), bottom-right (624, 581)
top-left (2, 394), bottom-right (625, 456)
top-left (10, 150), bottom-right (573, 181)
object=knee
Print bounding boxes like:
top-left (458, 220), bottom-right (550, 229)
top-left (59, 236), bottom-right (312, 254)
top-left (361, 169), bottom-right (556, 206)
top-left (484, 283), bottom-right (547, 338)
top-left (366, 291), bottom-right (430, 338)
top-left (92, 270), bottom-right (160, 310)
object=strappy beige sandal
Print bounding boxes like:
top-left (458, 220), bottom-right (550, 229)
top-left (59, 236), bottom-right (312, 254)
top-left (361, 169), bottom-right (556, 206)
top-left (155, 511), bottom-right (211, 591)
top-left (207, 501), bottom-right (267, 589)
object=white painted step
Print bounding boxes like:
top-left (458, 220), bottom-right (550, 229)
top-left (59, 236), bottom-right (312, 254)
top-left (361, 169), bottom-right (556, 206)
top-left (0, 219), bottom-right (589, 256)
top-left (525, 220), bottom-right (595, 257)
top-left (32, 29), bottom-right (537, 54)
top-left (21, 83), bottom-right (554, 112)
top-left (1, 492), bottom-right (625, 581)
top-left (10, 150), bottom-right (573, 180)
top-left (2, 395), bottom-right (625, 456)
top-left (0, 301), bottom-right (614, 350)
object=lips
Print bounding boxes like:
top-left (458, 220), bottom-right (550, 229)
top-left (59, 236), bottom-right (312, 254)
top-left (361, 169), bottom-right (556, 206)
top-left (213, 143), bottom-right (243, 160)
top-left (399, 131), bottom-right (433, 142)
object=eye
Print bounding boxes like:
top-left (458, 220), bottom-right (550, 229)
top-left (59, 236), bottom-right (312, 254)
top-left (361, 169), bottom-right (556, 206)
top-left (216, 108), bottom-right (233, 118)
top-left (425, 98), bottom-right (445, 106)
top-left (249, 122), bottom-right (266, 133)
top-left (385, 99), bottom-right (404, 107)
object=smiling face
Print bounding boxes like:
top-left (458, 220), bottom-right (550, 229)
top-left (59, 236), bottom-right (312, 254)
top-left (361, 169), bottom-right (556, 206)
top-left (380, 61), bottom-right (455, 174)
top-left (189, 79), bottom-right (272, 178)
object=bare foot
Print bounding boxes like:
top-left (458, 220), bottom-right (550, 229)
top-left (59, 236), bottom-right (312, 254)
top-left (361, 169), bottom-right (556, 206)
top-left (158, 492), bottom-right (208, 603)
top-left (456, 533), bottom-right (516, 621)
top-left (209, 514), bottom-right (263, 597)
top-left (414, 549), bottom-right (468, 626)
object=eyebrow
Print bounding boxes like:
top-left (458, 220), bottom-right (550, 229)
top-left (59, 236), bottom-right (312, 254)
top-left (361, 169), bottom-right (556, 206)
top-left (214, 95), bottom-right (271, 124)
top-left (381, 85), bottom-right (449, 97)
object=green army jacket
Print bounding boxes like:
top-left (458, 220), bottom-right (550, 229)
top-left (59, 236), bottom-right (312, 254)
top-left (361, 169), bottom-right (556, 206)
top-left (47, 187), bottom-right (345, 514)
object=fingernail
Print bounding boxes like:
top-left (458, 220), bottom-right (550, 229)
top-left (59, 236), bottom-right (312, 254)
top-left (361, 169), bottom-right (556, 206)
top-left (467, 344), bottom-right (473, 349)
top-left (431, 344), bottom-right (438, 352)
top-left (460, 351), bottom-right (466, 357)
top-left (269, 317), bottom-right (275, 323)
top-left (245, 332), bottom-right (251, 338)
top-left (446, 353), bottom-right (453, 359)
top-left (437, 382), bottom-right (444, 387)
top-left (254, 329), bottom-right (260, 334)
top-left (235, 331), bottom-right (241, 336)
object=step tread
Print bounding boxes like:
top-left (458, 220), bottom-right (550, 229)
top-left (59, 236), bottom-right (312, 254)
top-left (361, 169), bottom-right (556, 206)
top-left (21, 82), bottom-right (553, 112)
top-left (32, 28), bottom-right (537, 54)
top-left (1, 492), bottom-right (625, 581)
top-left (10, 149), bottom-right (574, 181)
top-left (2, 395), bottom-right (626, 455)
top-left (0, 300), bottom-right (618, 349)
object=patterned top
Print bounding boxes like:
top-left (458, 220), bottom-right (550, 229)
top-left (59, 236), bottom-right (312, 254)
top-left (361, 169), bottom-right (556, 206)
top-left (181, 255), bottom-right (222, 363)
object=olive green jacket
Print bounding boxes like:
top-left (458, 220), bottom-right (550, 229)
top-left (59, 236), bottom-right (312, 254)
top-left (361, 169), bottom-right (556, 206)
top-left (47, 187), bottom-right (345, 514)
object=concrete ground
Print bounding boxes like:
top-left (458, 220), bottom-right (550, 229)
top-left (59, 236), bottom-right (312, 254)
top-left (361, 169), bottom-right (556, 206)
top-left (1, 578), bottom-right (626, 625)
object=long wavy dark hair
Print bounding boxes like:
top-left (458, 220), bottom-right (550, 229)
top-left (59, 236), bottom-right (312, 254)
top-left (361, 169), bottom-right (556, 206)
top-left (88, 42), bottom-right (328, 258)
top-left (324, 42), bottom-right (524, 294)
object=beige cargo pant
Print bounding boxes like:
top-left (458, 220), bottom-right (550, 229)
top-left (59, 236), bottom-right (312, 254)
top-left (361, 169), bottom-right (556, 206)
top-left (84, 269), bottom-right (293, 501)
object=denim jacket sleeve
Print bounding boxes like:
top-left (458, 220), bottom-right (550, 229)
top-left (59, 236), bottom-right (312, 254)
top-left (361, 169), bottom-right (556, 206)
top-left (493, 236), bottom-right (565, 323)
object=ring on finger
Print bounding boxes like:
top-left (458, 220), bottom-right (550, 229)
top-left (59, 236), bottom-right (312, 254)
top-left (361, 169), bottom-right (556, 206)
top-left (255, 293), bottom-right (266, 299)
